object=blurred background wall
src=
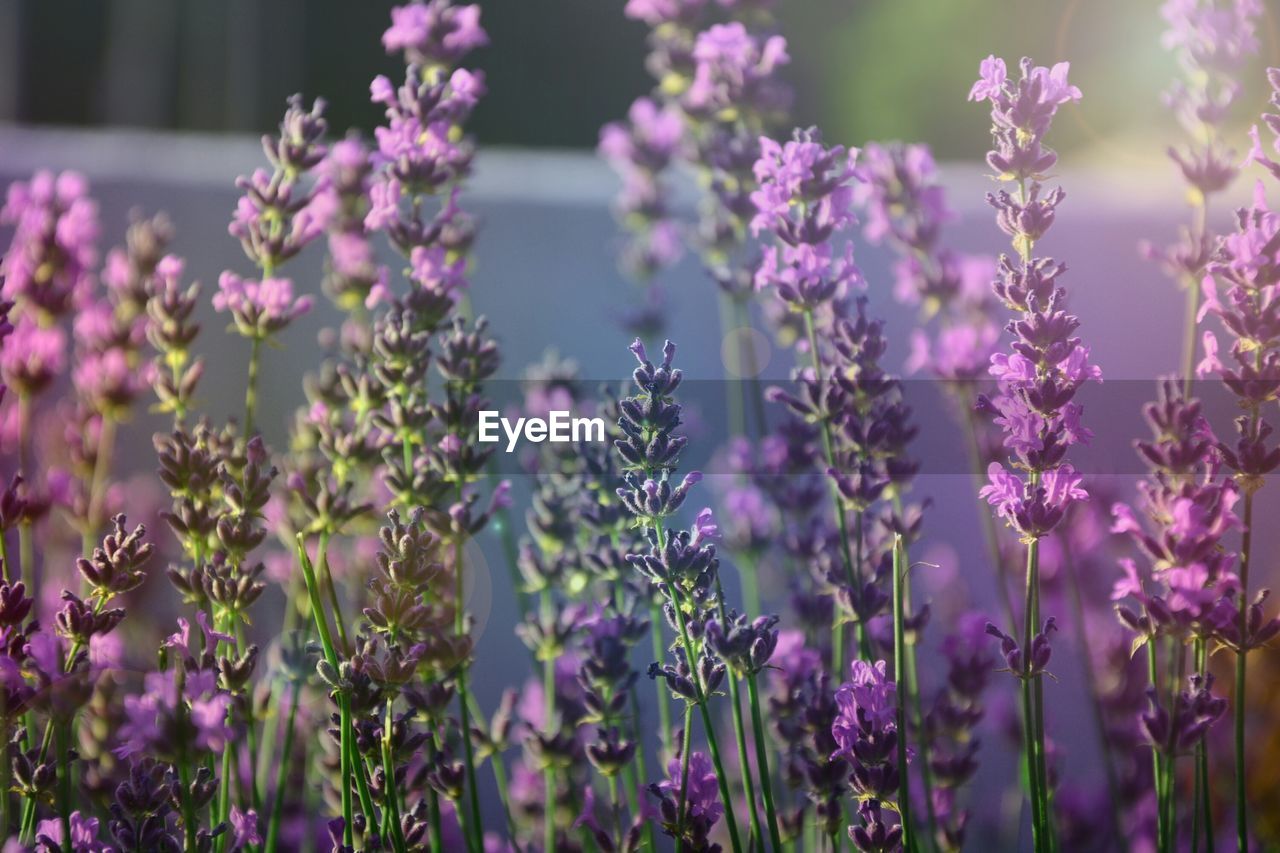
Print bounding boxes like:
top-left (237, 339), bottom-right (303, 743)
top-left (2, 0), bottom-right (1276, 159)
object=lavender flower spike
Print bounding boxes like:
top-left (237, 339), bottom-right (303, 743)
top-left (971, 55), bottom-right (1087, 853)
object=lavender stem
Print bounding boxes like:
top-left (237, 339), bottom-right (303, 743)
top-left (801, 308), bottom-right (871, 665)
top-left (541, 589), bottom-right (558, 853)
top-left (263, 683), bottom-right (301, 852)
top-left (242, 333), bottom-right (262, 437)
top-left (892, 537), bottom-right (918, 853)
top-left (746, 672), bottom-right (783, 851)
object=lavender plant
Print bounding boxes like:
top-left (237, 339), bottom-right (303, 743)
top-left (1148, 0), bottom-right (1262, 390)
top-left (969, 55), bottom-right (1094, 852)
top-left (1197, 62), bottom-right (1280, 852)
top-left (8, 3), bottom-right (1280, 852)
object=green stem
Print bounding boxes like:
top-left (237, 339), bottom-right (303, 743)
top-left (55, 717), bottom-right (71, 853)
top-left (19, 595), bottom-right (110, 842)
top-left (738, 551), bottom-right (762, 631)
top-left (178, 748), bottom-right (199, 851)
top-left (657, 518), bottom-right (743, 853)
top-left (425, 732), bottom-right (444, 852)
top-left (0, 531), bottom-right (9, 588)
top-left (17, 523), bottom-right (33, 610)
top-left (382, 699), bottom-right (408, 853)
top-left (296, 539), bottom-right (354, 846)
top-left (1062, 539), bottom-right (1125, 850)
top-left (733, 296), bottom-right (769, 440)
top-left (350, 713), bottom-right (378, 844)
top-left (1147, 638), bottom-right (1167, 852)
top-left (674, 606), bottom-right (744, 853)
top-left (1181, 196), bottom-right (1208, 401)
top-left (651, 600), bottom-right (674, 760)
top-left (542, 591), bottom-right (558, 853)
top-left (961, 405), bottom-right (1016, 628)
top-left (630, 686), bottom-right (659, 853)
top-left (455, 626), bottom-right (483, 850)
top-left (714, 575), bottom-right (761, 849)
top-left (216, 728), bottom-right (234, 852)
top-left (16, 392), bottom-right (34, 603)
top-left (1192, 635), bottom-right (1213, 853)
top-left (243, 334), bottom-right (263, 437)
top-left (892, 538), bottom-right (917, 853)
top-left (675, 704), bottom-right (694, 853)
top-left (235, 624), bottom-right (262, 817)
top-left (1163, 644), bottom-right (1185, 853)
top-left (256, 585), bottom-right (301, 789)
top-left (488, 748), bottom-right (518, 844)
top-left (727, 670), bottom-right (762, 850)
top-left (719, 292), bottom-right (747, 442)
top-left (491, 497), bottom-right (531, 617)
top-left (316, 531), bottom-right (349, 652)
top-left (1, 717), bottom-right (9, 841)
top-left (264, 683), bottom-right (301, 852)
top-left (802, 308), bottom-right (871, 664)
top-left (746, 673), bottom-right (784, 851)
top-left (82, 412), bottom-right (116, 558)
top-left (1021, 539), bottom-right (1045, 853)
top-left (1235, 490), bottom-right (1253, 853)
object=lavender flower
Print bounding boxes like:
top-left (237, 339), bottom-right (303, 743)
top-left (213, 272), bottom-right (313, 338)
top-left (970, 54), bottom-right (1086, 853)
top-left (832, 659), bottom-right (903, 849)
top-left (683, 22), bottom-right (789, 119)
top-left (0, 317), bottom-right (66, 397)
top-left (382, 0), bottom-right (488, 67)
top-left (1, 170), bottom-right (99, 319)
top-left (649, 749), bottom-right (723, 851)
top-left (856, 142), bottom-right (1001, 384)
top-left (1148, 0), bottom-right (1261, 387)
top-left (750, 130), bottom-right (861, 309)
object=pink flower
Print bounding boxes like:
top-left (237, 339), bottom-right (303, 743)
top-left (213, 272), bottom-right (313, 337)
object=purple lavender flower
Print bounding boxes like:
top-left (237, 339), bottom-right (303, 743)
top-left (649, 749), bottom-right (723, 850)
top-left (624, 0), bottom-right (707, 26)
top-left (228, 805), bottom-right (263, 851)
top-left (968, 56), bottom-right (1081, 182)
top-left (683, 22), bottom-right (789, 118)
top-left (382, 1), bottom-right (488, 67)
top-left (212, 272), bottom-right (313, 338)
top-left (1140, 673), bottom-right (1227, 756)
top-left (1, 170), bottom-right (99, 318)
top-left (971, 55), bottom-right (1085, 852)
top-left (1, 316), bottom-right (67, 396)
top-left (832, 659), bottom-right (905, 846)
top-left (751, 130), bottom-right (862, 308)
top-left (599, 97), bottom-right (687, 285)
top-left (34, 810), bottom-right (106, 853)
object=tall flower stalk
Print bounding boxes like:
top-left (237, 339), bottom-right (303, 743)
top-left (854, 142), bottom-right (1008, 626)
top-left (1148, 0), bottom-right (1261, 394)
top-left (616, 339), bottom-right (743, 852)
top-left (969, 55), bottom-right (1092, 853)
top-left (218, 96), bottom-right (324, 436)
top-left (750, 129), bottom-right (870, 666)
top-left (1201, 64), bottom-right (1280, 851)
top-left (1112, 380), bottom-right (1241, 851)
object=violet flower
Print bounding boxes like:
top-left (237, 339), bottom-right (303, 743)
top-left (212, 272), bottom-right (313, 338)
top-left (970, 54), bottom-right (1086, 853)
top-left (649, 748), bottom-right (723, 851)
top-left (1147, 0), bottom-right (1261, 386)
top-left (0, 316), bottom-right (66, 397)
top-left (382, 0), bottom-right (488, 68)
top-left (750, 129), bottom-right (862, 309)
top-left (832, 659), bottom-right (904, 850)
top-left (1, 170), bottom-right (99, 319)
